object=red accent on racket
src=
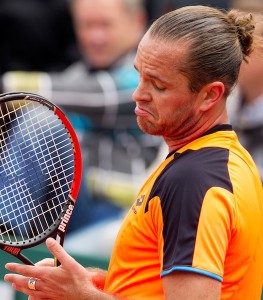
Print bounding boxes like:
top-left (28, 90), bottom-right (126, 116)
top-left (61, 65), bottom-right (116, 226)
top-left (0, 92), bottom-right (82, 265)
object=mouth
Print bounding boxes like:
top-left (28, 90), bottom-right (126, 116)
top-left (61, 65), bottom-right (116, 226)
top-left (134, 105), bottom-right (152, 117)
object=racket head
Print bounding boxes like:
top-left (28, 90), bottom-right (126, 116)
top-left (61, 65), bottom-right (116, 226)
top-left (0, 92), bottom-right (82, 256)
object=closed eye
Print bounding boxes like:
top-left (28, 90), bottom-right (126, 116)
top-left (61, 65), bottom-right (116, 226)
top-left (152, 80), bottom-right (166, 91)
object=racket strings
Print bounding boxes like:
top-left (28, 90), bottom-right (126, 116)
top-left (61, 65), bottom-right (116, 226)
top-left (0, 101), bottom-right (71, 241)
top-left (0, 102), bottom-right (57, 241)
top-left (0, 100), bottom-right (75, 243)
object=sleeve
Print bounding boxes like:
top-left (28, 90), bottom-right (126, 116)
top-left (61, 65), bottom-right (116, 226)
top-left (151, 149), bottom-right (235, 281)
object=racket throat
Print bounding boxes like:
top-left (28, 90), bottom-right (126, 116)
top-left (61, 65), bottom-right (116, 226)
top-left (3, 245), bottom-right (34, 265)
top-left (58, 203), bottom-right (74, 234)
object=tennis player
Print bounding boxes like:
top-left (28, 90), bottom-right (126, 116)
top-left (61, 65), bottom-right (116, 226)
top-left (4, 5), bottom-right (263, 300)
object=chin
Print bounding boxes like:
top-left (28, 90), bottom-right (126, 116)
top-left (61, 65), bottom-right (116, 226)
top-left (137, 119), bottom-right (160, 136)
top-left (89, 58), bottom-right (112, 69)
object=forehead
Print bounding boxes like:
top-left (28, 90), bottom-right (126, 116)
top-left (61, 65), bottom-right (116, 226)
top-left (73, 0), bottom-right (127, 19)
top-left (135, 33), bottom-right (187, 74)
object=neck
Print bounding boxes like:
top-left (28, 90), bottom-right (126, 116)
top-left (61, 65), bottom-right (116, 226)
top-left (165, 110), bottom-right (229, 153)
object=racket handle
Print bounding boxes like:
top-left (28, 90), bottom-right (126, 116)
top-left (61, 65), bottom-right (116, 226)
top-left (53, 234), bottom-right (64, 267)
top-left (54, 257), bottom-right (61, 267)
top-left (17, 252), bottom-right (34, 265)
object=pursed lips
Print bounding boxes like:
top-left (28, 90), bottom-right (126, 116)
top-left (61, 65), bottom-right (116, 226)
top-left (134, 105), bottom-right (152, 117)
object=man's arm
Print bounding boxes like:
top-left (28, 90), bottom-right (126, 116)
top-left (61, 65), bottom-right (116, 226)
top-left (163, 271), bottom-right (221, 300)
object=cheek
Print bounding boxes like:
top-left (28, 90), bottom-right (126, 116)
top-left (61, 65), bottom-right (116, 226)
top-left (171, 98), bottom-right (197, 124)
top-left (155, 103), bottom-right (181, 126)
top-left (158, 97), bottom-right (185, 117)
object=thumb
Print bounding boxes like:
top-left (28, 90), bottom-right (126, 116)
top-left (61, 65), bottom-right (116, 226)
top-left (46, 237), bottom-right (78, 269)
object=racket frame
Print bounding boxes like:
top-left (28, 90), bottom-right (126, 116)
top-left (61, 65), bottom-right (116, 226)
top-left (0, 92), bottom-right (82, 264)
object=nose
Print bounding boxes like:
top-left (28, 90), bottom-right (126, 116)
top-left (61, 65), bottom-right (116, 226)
top-left (88, 27), bottom-right (107, 42)
top-left (132, 81), bottom-right (151, 103)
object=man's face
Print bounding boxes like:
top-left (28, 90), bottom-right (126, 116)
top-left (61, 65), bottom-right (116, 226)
top-left (72, 0), bottom-right (142, 69)
top-left (133, 34), bottom-right (202, 140)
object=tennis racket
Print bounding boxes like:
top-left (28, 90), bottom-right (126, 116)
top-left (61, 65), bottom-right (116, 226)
top-left (0, 92), bottom-right (82, 265)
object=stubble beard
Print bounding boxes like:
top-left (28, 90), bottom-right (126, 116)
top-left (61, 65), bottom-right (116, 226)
top-left (136, 109), bottom-right (200, 140)
top-left (136, 116), bottom-right (162, 136)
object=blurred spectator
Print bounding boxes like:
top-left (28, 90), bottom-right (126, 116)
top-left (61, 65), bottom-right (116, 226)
top-left (227, 0), bottom-right (263, 181)
top-left (0, 0), bottom-right (79, 74)
top-left (230, 0), bottom-right (263, 12)
top-left (0, 0), bottom-right (164, 233)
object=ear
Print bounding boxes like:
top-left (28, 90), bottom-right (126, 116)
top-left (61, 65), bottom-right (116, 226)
top-left (198, 82), bottom-right (225, 112)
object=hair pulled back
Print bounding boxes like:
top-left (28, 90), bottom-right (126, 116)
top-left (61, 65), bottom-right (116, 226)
top-left (228, 11), bottom-right (255, 61)
top-left (149, 5), bottom-right (257, 96)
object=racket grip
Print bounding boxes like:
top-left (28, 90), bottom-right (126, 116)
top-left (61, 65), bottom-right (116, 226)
top-left (53, 234), bottom-right (64, 267)
top-left (54, 257), bottom-right (61, 267)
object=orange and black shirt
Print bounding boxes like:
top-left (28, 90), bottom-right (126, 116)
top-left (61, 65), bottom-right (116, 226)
top-left (104, 125), bottom-right (263, 300)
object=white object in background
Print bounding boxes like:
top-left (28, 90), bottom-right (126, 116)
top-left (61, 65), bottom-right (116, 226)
top-left (65, 216), bottom-right (124, 258)
top-left (0, 281), bottom-right (15, 300)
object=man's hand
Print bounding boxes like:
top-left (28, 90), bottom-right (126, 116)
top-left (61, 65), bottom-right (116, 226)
top-left (4, 238), bottom-right (104, 300)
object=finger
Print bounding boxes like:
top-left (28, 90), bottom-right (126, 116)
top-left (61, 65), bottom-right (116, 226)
top-left (28, 297), bottom-right (50, 300)
top-left (11, 282), bottom-right (47, 299)
top-left (5, 263), bottom-right (41, 279)
top-left (46, 238), bottom-right (80, 270)
top-left (28, 297), bottom-right (40, 300)
top-left (4, 273), bottom-right (28, 286)
top-left (5, 273), bottom-right (40, 293)
top-left (35, 258), bottom-right (54, 267)
top-left (5, 275), bottom-right (47, 299)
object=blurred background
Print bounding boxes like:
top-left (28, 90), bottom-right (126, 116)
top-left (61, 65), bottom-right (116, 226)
top-left (0, 0), bottom-right (230, 75)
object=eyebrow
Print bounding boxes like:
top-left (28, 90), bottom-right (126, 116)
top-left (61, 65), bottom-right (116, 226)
top-left (134, 64), bottom-right (170, 85)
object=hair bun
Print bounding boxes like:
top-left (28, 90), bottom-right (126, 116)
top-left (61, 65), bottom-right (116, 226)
top-left (227, 10), bottom-right (255, 61)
